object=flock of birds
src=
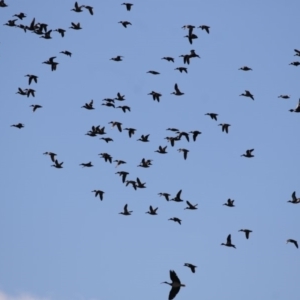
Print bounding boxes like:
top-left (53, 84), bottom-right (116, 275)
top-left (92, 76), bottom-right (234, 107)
top-left (3, 1), bottom-right (300, 299)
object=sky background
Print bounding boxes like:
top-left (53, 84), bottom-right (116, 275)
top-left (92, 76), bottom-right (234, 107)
top-left (1, 1), bottom-right (300, 300)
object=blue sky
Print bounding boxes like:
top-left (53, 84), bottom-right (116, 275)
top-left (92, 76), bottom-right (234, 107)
top-left (1, 0), bottom-right (300, 300)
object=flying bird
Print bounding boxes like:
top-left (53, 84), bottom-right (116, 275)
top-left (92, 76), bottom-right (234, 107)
top-left (178, 148), bottom-right (189, 160)
top-left (184, 263), bottom-right (197, 273)
top-left (219, 123), bottom-right (231, 133)
top-left (119, 204), bottom-right (132, 215)
top-left (221, 234), bottom-right (236, 249)
top-left (171, 83), bottom-right (184, 96)
top-left (241, 149), bottom-right (255, 158)
top-left (198, 25), bottom-right (210, 33)
top-left (184, 201), bottom-right (198, 210)
top-left (119, 21), bottom-right (132, 28)
top-left (122, 3), bottom-right (133, 11)
top-left (287, 239), bottom-right (298, 248)
top-left (223, 199), bottom-right (235, 207)
top-left (30, 104), bottom-right (42, 112)
top-left (239, 229), bottom-right (252, 239)
top-left (146, 205), bottom-right (158, 215)
top-left (240, 90), bottom-right (254, 100)
top-left (168, 217), bottom-right (182, 225)
top-left (162, 270), bottom-right (185, 300)
top-left (92, 190), bottom-right (104, 200)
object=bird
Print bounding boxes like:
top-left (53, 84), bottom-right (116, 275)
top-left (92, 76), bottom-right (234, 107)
top-left (30, 104), bottom-right (42, 112)
top-left (110, 56), bottom-right (123, 61)
top-left (119, 21), bottom-right (132, 28)
top-left (158, 193), bottom-right (171, 201)
top-left (11, 123), bottom-right (24, 129)
top-left (115, 92), bottom-right (125, 101)
top-left (116, 171), bottom-right (129, 183)
top-left (289, 99), bottom-right (300, 112)
top-left (219, 123), bottom-right (231, 133)
top-left (171, 83), bottom-right (184, 96)
top-left (240, 90), bottom-right (254, 100)
top-left (84, 5), bottom-right (93, 15)
top-left (13, 12), bottom-right (26, 20)
top-left (176, 131), bottom-right (189, 142)
top-left (136, 177), bottom-right (146, 188)
top-left (289, 61), bottom-right (300, 66)
top-left (146, 206), bottom-right (158, 215)
top-left (184, 33), bottom-right (198, 44)
top-left (100, 137), bottom-right (113, 143)
top-left (239, 66), bottom-right (252, 71)
top-left (43, 56), bottom-right (58, 71)
top-left (147, 70), bottom-right (160, 75)
top-left (155, 145), bottom-right (168, 154)
top-left (99, 153), bottom-right (113, 163)
top-left (119, 204), bottom-right (132, 215)
top-left (0, 0), bottom-right (8, 7)
top-left (221, 234), bottom-right (236, 249)
top-left (165, 136), bottom-right (180, 147)
top-left (239, 229), bottom-right (252, 239)
top-left (294, 49), bottom-right (300, 56)
top-left (102, 102), bottom-right (115, 108)
top-left (71, 2), bottom-right (84, 12)
top-left (80, 162), bottom-right (93, 167)
top-left (4, 19), bottom-right (18, 27)
top-left (167, 128), bottom-right (180, 132)
top-left (198, 25), bottom-right (210, 33)
top-left (25, 74), bottom-right (38, 85)
top-left (175, 67), bottom-right (188, 73)
top-left (168, 217), bottom-right (182, 225)
top-left (51, 159), bottom-right (63, 169)
top-left (287, 239), bottom-right (298, 248)
top-left (82, 99), bottom-right (94, 110)
top-left (26, 89), bottom-right (35, 97)
top-left (92, 190), bottom-right (104, 201)
top-left (161, 270), bottom-right (185, 300)
top-left (114, 160), bottom-right (126, 168)
top-left (223, 199), bottom-right (235, 207)
top-left (148, 91), bottom-right (162, 102)
top-left (122, 3), bottom-right (133, 11)
top-left (54, 28), bottom-right (66, 37)
top-left (126, 180), bottom-right (137, 190)
top-left (178, 148), bottom-right (189, 160)
top-left (179, 54), bottom-right (190, 65)
top-left (171, 190), bottom-right (183, 202)
top-left (137, 134), bottom-right (150, 142)
top-left (70, 22), bottom-right (82, 30)
top-left (109, 121), bottom-right (122, 132)
top-left (162, 57), bottom-right (174, 62)
top-left (189, 130), bottom-right (201, 141)
top-left (124, 128), bottom-right (136, 138)
top-left (190, 49), bottom-right (200, 59)
top-left (205, 113), bottom-right (218, 120)
top-left (43, 152), bottom-right (57, 162)
top-left (287, 191), bottom-right (300, 204)
top-left (138, 158), bottom-right (152, 168)
top-left (60, 50), bottom-right (72, 57)
top-left (184, 263), bottom-right (197, 273)
top-left (40, 29), bottom-right (52, 39)
top-left (184, 201), bottom-right (198, 210)
top-left (241, 149), bottom-right (255, 158)
top-left (278, 95), bottom-right (290, 99)
top-left (117, 105), bottom-right (131, 113)
top-left (16, 87), bottom-right (28, 96)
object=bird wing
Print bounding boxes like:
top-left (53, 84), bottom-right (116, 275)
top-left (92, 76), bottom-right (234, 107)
top-left (294, 49), bottom-right (300, 54)
top-left (174, 83), bottom-right (180, 93)
top-left (186, 200), bottom-right (192, 207)
top-left (183, 150), bottom-right (188, 160)
top-left (292, 191), bottom-right (297, 201)
top-left (170, 270), bottom-right (180, 283)
top-left (245, 231), bottom-right (250, 239)
top-left (176, 189), bottom-right (182, 199)
top-left (169, 287), bottom-right (180, 300)
top-left (227, 234), bottom-right (232, 244)
top-left (124, 204), bottom-right (128, 213)
top-left (136, 177), bottom-right (142, 185)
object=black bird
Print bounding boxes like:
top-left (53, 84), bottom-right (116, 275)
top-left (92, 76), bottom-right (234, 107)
top-left (168, 217), bottom-right (181, 225)
top-left (278, 95), bottom-right (290, 99)
top-left (119, 21), bottom-right (132, 28)
top-left (99, 153), bottom-right (113, 163)
top-left (0, 0), bottom-right (8, 7)
top-left (184, 33), bottom-right (198, 44)
top-left (43, 152), bottom-right (57, 162)
top-left (30, 104), bottom-right (42, 112)
top-left (221, 234), bottom-right (236, 249)
top-left (184, 263), bottom-right (197, 273)
top-left (43, 56), bottom-right (58, 71)
top-left (147, 70), bottom-right (160, 75)
top-left (82, 99), bottom-right (94, 110)
top-left (161, 270), bottom-right (185, 300)
top-left (70, 22), bottom-right (82, 30)
top-left (148, 91), bottom-right (162, 102)
top-left (122, 3), bottom-right (133, 11)
top-left (116, 171), bottom-right (129, 183)
top-left (136, 177), bottom-right (146, 188)
top-left (146, 205), bottom-right (158, 215)
top-left (239, 229), bottom-right (252, 239)
top-left (155, 145), bottom-right (167, 154)
top-left (182, 25), bottom-right (195, 36)
top-left (178, 148), bottom-right (189, 160)
top-left (171, 190), bottom-right (183, 202)
top-left (124, 128), bottom-right (136, 138)
top-left (184, 201), bottom-right (198, 210)
top-left (26, 89), bottom-right (35, 97)
top-left (287, 239), bottom-right (298, 249)
top-left (13, 13), bottom-right (26, 20)
top-left (205, 113), bottom-right (218, 120)
top-left (171, 83), bottom-right (184, 96)
top-left (190, 49), bottom-right (200, 59)
top-left (109, 121), bottom-right (122, 132)
top-left (54, 28), bottom-right (66, 37)
top-left (119, 204), bottom-right (132, 215)
top-left (100, 137), bottom-right (113, 143)
top-left (179, 54), bottom-right (190, 65)
top-left (117, 105), bottom-right (131, 113)
top-left (80, 162), bottom-right (93, 167)
top-left (110, 56), bottom-right (123, 61)
top-left (11, 123), bottom-right (24, 129)
top-left (158, 193), bottom-right (171, 201)
top-left (71, 2), bottom-right (84, 12)
top-left (199, 25), bottom-right (210, 33)
top-left (4, 19), bottom-right (18, 27)
top-left (115, 160), bottom-right (126, 168)
top-left (241, 149), bottom-right (254, 158)
top-left (289, 61), bottom-right (300, 66)
top-left (176, 131), bottom-right (189, 142)
top-left (40, 30), bottom-right (52, 39)
top-left (189, 130), bottom-right (201, 141)
top-left (137, 134), bottom-right (150, 142)
top-left (84, 5), bottom-right (93, 15)
top-left (287, 191), bottom-right (300, 204)
top-left (175, 67), bottom-right (188, 73)
top-left (239, 66), bottom-right (252, 71)
top-left (25, 74), bottom-right (38, 85)
top-left (92, 190), bottom-right (104, 200)
top-left (219, 123), bottom-right (231, 133)
top-left (60, 50), bottom-right (72, 57)
top-left (115, 92), bottom-right (125, 101)
top-left (167, 128), bottom-right (179, 132)
top-left (289, 99), bottom-right (300, 112)
top-left (240, 90), bottom-right (254, 100)
top-left (162, 57), bottom-right (174, 62)
top-left (138, 158), bottom-right (152, 168)
top-left (165, 136), bottom-right (180, 147)
top-left (51, 159), bottom-right (63, 169)
top-left (16, 87), bottom-right (28, 96)
top-left (223, 199), bottom-right (235, 207)
top-left (126, 180), bottom-right (137, 190)
top-left (294, 49), bottom-right (300, 56)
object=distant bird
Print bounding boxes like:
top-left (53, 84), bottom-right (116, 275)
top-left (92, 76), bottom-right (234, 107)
top-left (122, 3), bottom-right (133, 11)
top-left (0, 0), bottom-right (8, 7)
top-left (80, 162), bottom-right (93, 167)
top-left (162, 57), bottom-right (174, 63)
top-left (184, 33), bottom-right (198, 44)
top-left (102, 102), bottom-right (115, 108)
top-left (198, 25), bottom-right (210, 34)
top-left (11, 123), bottom-right (24, 129)
top-left (219, 123), bottom-right (231, 133)
top-left (4, 19), bottom-right (18, 27)
top-left (223, 199), bottom-right (235, 207)
top-left (158, 193), bottom-right (171, 201)
top-left (165, 136), bottom-right (180, 147)
top-left (109, 121), bottom-right (122, 132)
top-left (117, 105), bottom-right (131, 113)
top-left (70, 22), bottom-right (82, 30)
top-left (115, 92), bottom-right (125, 101)
top-left (161, 270), bottom-right (185, 300)
top-left (176, 131), bottom-right (189, 142)
top-left (25, 74), bottom-right (38, 85)
top-left (99, 153), bottom-right (113, 163)
top-left (189, 130), bottom-right (201, 141)
top-left (71, 2), bottom-right (84, 12)
top-left (175, 67), bottom-right (188, 73)
top-left (16, 87), bottom-right (28, 96)
top-left (178, 148), bottom-right (189, 160)
top-left (294, 49), bottom-right (300, 56)
top-left (205, 113), bottom-right (218, 121)
top-left (92, 190), bottom-right (104, 200)
top-left (171, 190), bottom-right (183, 202)
top-left (168, 217), bottom-right (181, 225)
top-left (119, 204), bottom-right (132, 215)
top-left (54, 28), bottom-right (66, 37)
top-left (287, 191), bottom-right (300, 204)
top-left (182, 25), bottom-right (195, 36)
top-left (13, 12), bottom-right (26, 20)
top-left (136, 177), bottom-right (146, 188)
top-left (116, 171), bottom-right (129, 183)
top-left (40, 29), bottom-right (52, 39)
top-left (119, 21), bottom-right (132, 28)
top-left (43, 152), bottom-right (57, 162)
top-left (179, 54), bottom-right (190, 65)
top-left (241, 149), bottom-right (255, 158)
top-left (171, 83), bottom-right (184, 96)
top-left (100, 137), bottom-right (113, 143)
top-left (289, 61), bottom-right (300, 66)
top-left (51, 159), bottom-right (63, 169)
top-left (278, 95), bottom-right (290, 99)
top-left (289, 99), bottom-right (300, 112)
top-left (124, 128), bottom-right (136, 138)
top-left (221, 234), bottom-right (236, 249)
top-left (60, 50), bottom-right (72, 57)
top-left (110, 56), bottom-right (123, 61)
top-left (138, 158), bottom-right (152, 168)
top-left (239, 229), bottom-right (252, 239)
top-left (167, 128), bottom-right (180, 132)
top-left (240, 90), bottom-right (254, 100)
top-left (184, 201), bottom-right (198, 210)
top-left (239, 66), bottom-right (252, 71)
top-left (84, 5), bottom-right (93, 15)
top-left (30, 104), bottom-right (42, 112)
top-left (114, 160), bottom-right (126, 168)
top-left (43, 56), bottom-right (58, 71)
top-left (146, 205), bottom-right (158, 215)
top-left (190, 49), bottom-right (200, 59)
top-left (82, 99), bottom-right (94, 110)
top-left (147, 70), bottom-right (160, 75)
top-left (26, 89), bottom-right (35, 97)
top-left (137, 134), bottom-right (150, 142)
top-left (148, 91), bottom-right (162, 102)
top-left (126, 180), bottom-right (137, 190)
top-left (287, 239), bottom-right (298, 249)
top-left (155, 145), bottom-right (168, 154)
top-left (184, 263), bottom-right (197, 273)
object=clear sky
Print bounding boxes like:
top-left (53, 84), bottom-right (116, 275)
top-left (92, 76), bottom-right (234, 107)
top-left (1, 1), bottom-right (300, 300)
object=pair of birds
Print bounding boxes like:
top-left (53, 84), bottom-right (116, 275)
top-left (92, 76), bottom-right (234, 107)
top-left (221, 231), bottom-right (253, 248)
top-left (71, 2), bottom-right (93, 15)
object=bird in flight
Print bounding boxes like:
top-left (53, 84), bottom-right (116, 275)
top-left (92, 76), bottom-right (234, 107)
top-left (162, 270), bottom-right (185, 300)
